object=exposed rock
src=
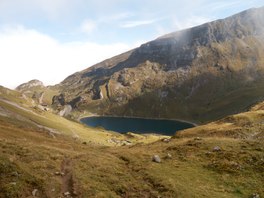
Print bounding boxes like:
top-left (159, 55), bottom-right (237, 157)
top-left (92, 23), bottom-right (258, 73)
top-left (213, 146), bottom-right (222, 152)
top-left (16, 79), bottom-right (44, 91)
top-left (55, 171), bottom-right (66, 176)
top-left (165, 153), bottom-right (172, 159)
top-left (52, 94), bottom-right (65, 107)
top-left (152, 155), bottom-right (161, 163)
top-left (63, 191), bottom-right (71, 196)
top-left (55, 171), bottom-right (61, 176)
top-left (32, 189), bottom-right (38, 197)
top-left (162, 138), bottom-right (171, 143)
top-left (108, 138), bottom-right (120, 144)
top-left (37, 105), bottom-right (49, 111)
top-left (230, 161), bottom-right (242, 170)
top-left (251, 193), bottom-right (260, 198)
top-left (59, 105), bottom-right (72, 117)
top-left (121, 140), bottom-right (132, 146)
top-left (194, 137), bottom-right (202, 141)
top-left (72, 133), bottom-right (79, 140)
top-left (69, 96), bottom-right (83, 108)
top-left (107, 138), bottom-right (132, 146)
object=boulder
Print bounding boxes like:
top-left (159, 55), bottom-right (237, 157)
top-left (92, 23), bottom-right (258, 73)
top-left (152, 155), bottom-right (161, 163)
top-left (59, 105), bottom-right (72, 117)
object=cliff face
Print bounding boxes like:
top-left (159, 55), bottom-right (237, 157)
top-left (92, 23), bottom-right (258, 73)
top-left (58, 7), bottom-right (264, 123)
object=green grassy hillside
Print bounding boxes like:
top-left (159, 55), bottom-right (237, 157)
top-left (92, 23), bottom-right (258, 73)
top-left (0, 86), bottom-right (263, 197)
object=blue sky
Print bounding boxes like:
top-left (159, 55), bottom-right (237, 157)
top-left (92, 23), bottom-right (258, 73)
top-left (0, 0), bottom-right (263, 88)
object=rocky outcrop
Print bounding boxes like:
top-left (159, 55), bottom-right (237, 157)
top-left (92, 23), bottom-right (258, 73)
top-left (52, 94), bottom-right (65, 107)
top-left (16, 79), bottom-right (60, 107)
top-left (59, 105), bottom-right (72, 117)
top-left (57, 7), bottom-right (264, 123)
top-left (16, 79), bottom-right (44, 91)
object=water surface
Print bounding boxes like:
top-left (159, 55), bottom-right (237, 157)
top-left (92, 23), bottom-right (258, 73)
top-left (81, 116), bottom-right (194, 136)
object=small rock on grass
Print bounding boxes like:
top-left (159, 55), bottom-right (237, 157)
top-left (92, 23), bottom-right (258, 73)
top-left (152, 155), bottom-right (161, 163)
top-left (162, 138), bottom-right (171, 143)
top-left (213, 146), bottom-right (221, 152)
top-left (64, 191), bottom-right (71, 196)
top-left (55, 171), bottom-right (60, 175)
top-left (251, 193), bottom-right (260, 198)
top-left (166, 153), bottom-right (172, 159)
top-left (163, 153), bottom-right (173, 160)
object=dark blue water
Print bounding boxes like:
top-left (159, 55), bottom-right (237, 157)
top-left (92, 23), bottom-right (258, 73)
top-left (81, 116), bottom-right (194, 136)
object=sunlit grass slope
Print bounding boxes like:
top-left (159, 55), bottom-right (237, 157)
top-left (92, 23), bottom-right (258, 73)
top-left (0, 86), bottom-right (263, 197)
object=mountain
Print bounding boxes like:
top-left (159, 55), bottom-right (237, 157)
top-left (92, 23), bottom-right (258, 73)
top-left (55, 7), bottom-right (264, 123)
top-left (2, 6), bottom-right (264, 198)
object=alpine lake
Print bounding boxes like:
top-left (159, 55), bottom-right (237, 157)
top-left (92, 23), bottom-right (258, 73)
top-left (81, 116), bottom-right (194, 136)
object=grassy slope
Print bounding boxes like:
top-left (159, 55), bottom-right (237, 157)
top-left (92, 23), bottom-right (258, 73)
top-left (0, 87), bottom-right (263, 197)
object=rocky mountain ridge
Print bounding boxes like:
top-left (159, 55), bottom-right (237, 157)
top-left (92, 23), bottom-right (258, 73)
top-left (19, 7), bottom-right (264, 123)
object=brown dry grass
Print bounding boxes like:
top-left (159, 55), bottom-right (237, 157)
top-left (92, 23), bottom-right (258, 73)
top-left (0, 86), bottom-right (263, 197)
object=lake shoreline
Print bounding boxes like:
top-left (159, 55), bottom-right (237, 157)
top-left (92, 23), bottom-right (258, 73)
top-left (79, 114), bottom-right (198, 127)
top-left (80, 115), bottom-right (195, 136)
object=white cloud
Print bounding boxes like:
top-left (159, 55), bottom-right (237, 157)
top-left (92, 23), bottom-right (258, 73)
top-left (80, 19), bottom-right (97, 33)
top-left (0, 26), bottom-right (133, 89)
